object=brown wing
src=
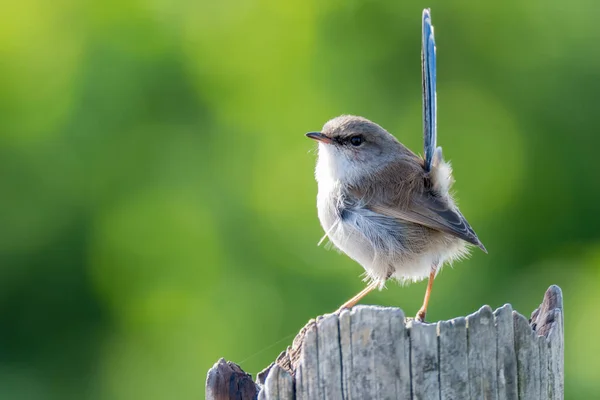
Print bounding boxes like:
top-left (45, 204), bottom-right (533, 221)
top-left (370, 196), bottom-right (486, 252)
top-left (350, 159), bottom-right (486, 252)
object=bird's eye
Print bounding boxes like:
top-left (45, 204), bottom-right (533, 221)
top-left (350, 135), bottom-right (363, 146)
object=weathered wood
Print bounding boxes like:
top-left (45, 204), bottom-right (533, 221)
top-left (538, 334), bottom-right (549, 399)
top-left (438, 317), bottom-right (468, 400)
top-left (296, 320), bottom-right (319, 400)
top-left (205, 358), bottom-right (259, 400)
top-left (341, 306), bottom-right (411, 399)
top-left (259, 363), bottom-right (294, 400)
top-left (466, 305), bottom-right (498, 400)
top-left (494, 304), bottom-right (518, 400)
top-left (410, 321), bottom-right (439, 400)
top-left (531, 284), bottom-right (564, 400)
top-left (317, 313), bottom-right (343, 399)
top-left (514, 311), bottom-right (541, 399)
top-left (206, 285), bottom-right (564, 400)
top-left (548, 310), bottom-right (564, 400)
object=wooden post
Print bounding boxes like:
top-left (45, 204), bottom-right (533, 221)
top-left (206, 285), bottom-right (563, 400)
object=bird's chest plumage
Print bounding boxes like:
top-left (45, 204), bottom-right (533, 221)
top-left (316, 177), bottom-right (342, 234)
top-left (316, 175), bottom-right (391, 277)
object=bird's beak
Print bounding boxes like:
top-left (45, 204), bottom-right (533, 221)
top-left (305, 132), bottom-right (333, 144)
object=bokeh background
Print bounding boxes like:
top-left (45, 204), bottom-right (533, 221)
top-left (1, 0), bottom-right (598, 398)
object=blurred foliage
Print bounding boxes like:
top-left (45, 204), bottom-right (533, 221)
top-left (0, 0), bottom-right (598, 398)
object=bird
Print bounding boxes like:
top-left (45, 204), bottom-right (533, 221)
top-left (305, 9), bottom-right (486, 321)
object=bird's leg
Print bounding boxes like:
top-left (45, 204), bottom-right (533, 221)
top-left (336, 280), bottom-right (379, 312)
top-left (415, 265), bottom-right (437, 322)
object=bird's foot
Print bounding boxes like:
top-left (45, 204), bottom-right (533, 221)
top-left (334, 304), bottom-right (351, 315)
top-left (415, 309), bottom-right (427, 322)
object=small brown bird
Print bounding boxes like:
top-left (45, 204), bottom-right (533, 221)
top-left (306, 10), bottom-right (486, 321)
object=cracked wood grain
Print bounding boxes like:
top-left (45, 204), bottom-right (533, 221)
top-left (207, 285), bottom-right (564, 400)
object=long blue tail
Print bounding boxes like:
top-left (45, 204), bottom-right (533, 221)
top-left (422, 9), bottom-right (437, 172)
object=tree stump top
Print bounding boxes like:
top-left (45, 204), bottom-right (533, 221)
top-left (207, 285), bottom-right (563, 400)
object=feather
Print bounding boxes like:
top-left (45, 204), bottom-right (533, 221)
top-left (348, 158), bottom-right (487, 252)
top-left (422, 9), bottom-right (438, 172)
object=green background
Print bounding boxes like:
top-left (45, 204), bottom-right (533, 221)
top-left (1, 0), bottom-right (597, 398)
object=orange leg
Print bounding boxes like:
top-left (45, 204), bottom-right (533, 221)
top-left (336, 280), bottom-right (379, 312)
top-left (416, 266), bottom-right (437, 322)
